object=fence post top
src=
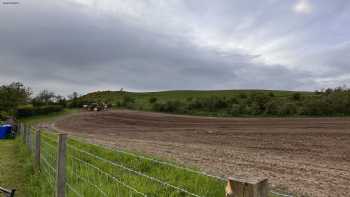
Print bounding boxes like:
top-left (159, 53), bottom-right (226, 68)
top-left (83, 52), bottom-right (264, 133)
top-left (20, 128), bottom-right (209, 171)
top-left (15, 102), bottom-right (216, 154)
top-left (58, 133), bottom-right (68, 137)
top-left (227, 176), bottom-right (268, 184)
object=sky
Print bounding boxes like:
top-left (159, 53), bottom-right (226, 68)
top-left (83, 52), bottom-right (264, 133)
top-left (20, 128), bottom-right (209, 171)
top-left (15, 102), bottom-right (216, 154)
top-left (0, 0), bottom-right (349, 96)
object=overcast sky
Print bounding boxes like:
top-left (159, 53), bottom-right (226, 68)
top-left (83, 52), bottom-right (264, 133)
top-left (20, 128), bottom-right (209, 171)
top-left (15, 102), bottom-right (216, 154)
top-left (0, 0), bottom-right (349, 95)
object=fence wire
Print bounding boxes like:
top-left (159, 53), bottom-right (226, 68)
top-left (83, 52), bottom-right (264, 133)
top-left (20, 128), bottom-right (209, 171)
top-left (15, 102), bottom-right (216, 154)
top-left (68, 144), bottom-right (203, 197)
top-left (111, 147), bottom-right (227, 181)
top-left (66, 182), bottom-right (83, 197)
top-left (20, 123), bottom-right (293, 197)
top-left (67, 155), bottom-right (146, 197)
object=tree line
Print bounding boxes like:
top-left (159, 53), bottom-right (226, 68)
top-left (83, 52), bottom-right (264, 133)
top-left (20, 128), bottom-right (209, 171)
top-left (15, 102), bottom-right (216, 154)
top-left (147, 88), bottom-right (350, 116)
top-left (2, 81), bottom-right (350, 120)
top-left (0, 82), bottom-right (79, 121)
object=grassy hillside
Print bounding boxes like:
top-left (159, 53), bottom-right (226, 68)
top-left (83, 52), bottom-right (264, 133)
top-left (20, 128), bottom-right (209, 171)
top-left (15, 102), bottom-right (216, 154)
top-left (80, 89), bottom-right (308, 103)
top-left (77, 89), bottom-right (330, 117)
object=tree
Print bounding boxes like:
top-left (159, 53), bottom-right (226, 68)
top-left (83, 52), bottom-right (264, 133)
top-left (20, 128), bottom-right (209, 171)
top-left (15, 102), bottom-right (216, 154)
top-left (0, 82), bottom-right (32, 115)
top-left (33, 90), bottom-right (56, 106)
top-left (149, 97), bottom-right (157, 104)
top-left (68, 92), bottom-right (80, 108)
top-left (291, 92), bottom-right (302, 101)
top-left (121, 93), bottom-right (135, 108)
top-left (56, 95), bottom-right (67, 107)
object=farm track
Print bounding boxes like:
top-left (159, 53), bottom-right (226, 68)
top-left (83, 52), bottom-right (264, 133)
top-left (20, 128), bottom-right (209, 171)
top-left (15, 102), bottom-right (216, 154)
top-left (53, 110), bottom-right (350, 197)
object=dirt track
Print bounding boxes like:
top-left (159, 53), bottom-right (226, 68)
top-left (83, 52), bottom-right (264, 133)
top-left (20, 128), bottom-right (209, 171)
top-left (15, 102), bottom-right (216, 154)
top-left (54, 110), bottom-right (350, 197)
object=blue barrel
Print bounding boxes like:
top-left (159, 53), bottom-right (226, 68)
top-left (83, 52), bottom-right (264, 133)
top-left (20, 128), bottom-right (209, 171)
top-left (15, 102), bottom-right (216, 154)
top-left (0, 124), bottom-right (12, 139)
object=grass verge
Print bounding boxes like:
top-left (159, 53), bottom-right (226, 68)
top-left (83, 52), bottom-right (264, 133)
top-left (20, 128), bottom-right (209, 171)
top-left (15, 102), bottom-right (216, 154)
top-left (0, 138), bottom-right (35, 197)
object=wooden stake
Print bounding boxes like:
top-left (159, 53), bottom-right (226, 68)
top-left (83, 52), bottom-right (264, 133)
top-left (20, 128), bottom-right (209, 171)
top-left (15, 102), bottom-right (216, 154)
top-left (226, 176), bottom-right (268, 197)
top-left (56, 134), bottom-right (67, 197)
top-left (35, 129), bottom-right (41, 170)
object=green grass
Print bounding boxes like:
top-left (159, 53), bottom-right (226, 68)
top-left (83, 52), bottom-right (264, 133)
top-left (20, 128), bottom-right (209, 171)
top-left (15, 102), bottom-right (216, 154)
top-left (38, 131), bottom-right (226, 197)
top-left (0, 138), bottom-right (35, 197)
top-left (37, 131), bottom-right (288, 197)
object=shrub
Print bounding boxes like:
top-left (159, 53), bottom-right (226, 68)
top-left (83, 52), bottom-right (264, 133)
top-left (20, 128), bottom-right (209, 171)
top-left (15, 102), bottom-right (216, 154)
top-left (149, 97), bottom-right (157, 104)
top-left (278, 102), bottom-right (298, 116)
top-left (239, 93), bottom-right (247, 99)
top-left (0, 111), bottom-right (9, 121)
top-left (17, 105), bottom-right (64, 117)
top-left (152, 100), bottom-right (183, 113)
top-left (191, 96), bottom-right (228, 111)
top-left (186, 97), bottom-right (193, 102)
top-left (16, 105), bottom-right (35, 117)
top-left (229, 104), bottom-right (241, 116)
top-left (121, 94), bottom-right (135, 107)
top-left (249, 93), bottom-right (270, 112)
top-left (291, 93), bottom-right (302, 101)
top-left (249, 102), bottom-right (261, 115)
top-left (264, 100), bottom-right (280, 115)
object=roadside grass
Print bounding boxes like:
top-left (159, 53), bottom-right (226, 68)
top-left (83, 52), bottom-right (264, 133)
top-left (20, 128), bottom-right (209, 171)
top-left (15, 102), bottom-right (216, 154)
top-left (0, 138), bottom-right (35, 197)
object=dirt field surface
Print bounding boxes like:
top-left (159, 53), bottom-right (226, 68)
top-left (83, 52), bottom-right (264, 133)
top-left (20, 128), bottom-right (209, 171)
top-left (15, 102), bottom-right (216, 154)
top-left (53, 110), bottom-right (350, 197)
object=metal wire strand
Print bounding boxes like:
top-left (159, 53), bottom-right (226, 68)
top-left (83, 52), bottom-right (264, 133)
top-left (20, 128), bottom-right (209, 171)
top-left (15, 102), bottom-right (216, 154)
top-left (66, 182), bottom-right (84, 197)
top-left (69, 158), bottom-right (108, 197)
top-left (68, 145), bottom-right (201, 197)
top-left (68, 155), bottom-right (147, 197)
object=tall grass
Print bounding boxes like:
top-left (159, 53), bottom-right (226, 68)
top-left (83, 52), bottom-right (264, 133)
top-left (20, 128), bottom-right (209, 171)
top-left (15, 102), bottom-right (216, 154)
top-left (38, 131), bottom-right (226, 197)
top-left (23, 129), bottom-right (291, 197)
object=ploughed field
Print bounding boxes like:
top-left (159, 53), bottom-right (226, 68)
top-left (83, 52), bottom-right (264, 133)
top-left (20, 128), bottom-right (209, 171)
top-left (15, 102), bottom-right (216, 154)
top-left (54, 110), bottom-right (350, 197)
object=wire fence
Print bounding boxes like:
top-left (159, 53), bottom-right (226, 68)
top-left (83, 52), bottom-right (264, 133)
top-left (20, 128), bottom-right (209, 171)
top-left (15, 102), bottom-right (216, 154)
top-left (18, 123), bottom-right (293, 197)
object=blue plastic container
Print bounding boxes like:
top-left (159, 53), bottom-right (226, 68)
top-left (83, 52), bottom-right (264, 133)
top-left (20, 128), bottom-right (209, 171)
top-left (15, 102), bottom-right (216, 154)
top-left (0, 124), bottom-right (12, 139)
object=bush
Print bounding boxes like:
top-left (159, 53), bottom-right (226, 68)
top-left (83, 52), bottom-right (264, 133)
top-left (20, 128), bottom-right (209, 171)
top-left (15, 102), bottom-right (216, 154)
top-left (189, 96), bottom-right (228, 112)
top-left (264, 100), bottom-right (280, 115)
top-left (149, 97), bottom-right (157, 104)
top-left (278, 102), bottom-right (298, 116)
top-left (16, 105), bottom-right (35, 117)
top-left (229, 104), bottom-right (241, 116)
top-left (121, 94), bottom-right (135, 108)
top-left (17, 105), bottom-right (64, 117)
top-left (152, 100), bottom-right (183, 113)
top-left (291, 93), bottom-right (302, 101)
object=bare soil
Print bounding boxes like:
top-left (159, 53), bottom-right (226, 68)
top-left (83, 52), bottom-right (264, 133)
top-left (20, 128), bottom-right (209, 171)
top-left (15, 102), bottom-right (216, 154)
top-left (54, 110), bottom-right (350, 197)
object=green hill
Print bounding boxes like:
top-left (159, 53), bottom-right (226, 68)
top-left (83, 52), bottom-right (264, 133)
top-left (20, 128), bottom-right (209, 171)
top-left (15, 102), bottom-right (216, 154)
top-left (76, 89), bottom-right (327, 117)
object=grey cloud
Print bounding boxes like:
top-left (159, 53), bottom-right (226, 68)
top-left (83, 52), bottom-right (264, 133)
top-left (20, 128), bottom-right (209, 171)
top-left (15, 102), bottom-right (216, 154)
top-left (0, 0), bottom-right (349, 95)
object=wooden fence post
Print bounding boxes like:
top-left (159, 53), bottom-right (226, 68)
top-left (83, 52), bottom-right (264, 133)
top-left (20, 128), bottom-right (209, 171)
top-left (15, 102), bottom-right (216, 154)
top-left (27, 127), bottom-right (30, 148)
top-left (17, 123), bottom-right (21, 136)
top-left (56, 133), bottom-right (67, 197)
top-left (225, 177), bottom-right (268, 197)
top-left (28, 129), bottom-right (32, 151)
top-left (35, 129), bottom-right (41, 170)
top-left (9, 189), bottom-right (16, 197)
top-left (19, 123), bottom-right (23, 136)
top-left (22, 124), bottom-right (26, 143)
